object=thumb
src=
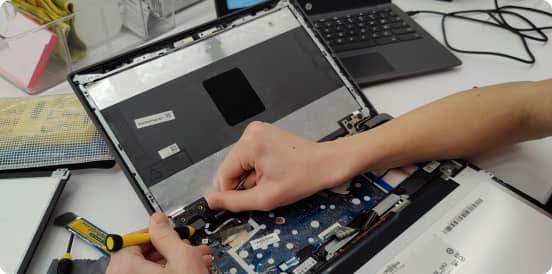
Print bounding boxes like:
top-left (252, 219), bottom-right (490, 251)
top-left (206, 186), bottom-right (270, 212)
top-left (149, 213), bottom-right (184, 261)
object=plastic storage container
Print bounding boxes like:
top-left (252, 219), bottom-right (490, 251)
top-left (0, 0), bottom-right (196, 94)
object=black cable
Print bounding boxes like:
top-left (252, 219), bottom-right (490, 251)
top-left (406, 0), bottom-right (552, 64)
top-left (66, 233), bottom-right (74, 253)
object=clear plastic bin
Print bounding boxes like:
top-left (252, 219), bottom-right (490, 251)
top-left (0, 0), bottom-right (196, 94)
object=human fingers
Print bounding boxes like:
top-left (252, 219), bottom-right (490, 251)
top-left (106, 246), bottom-right (163, 274)
top-left (148, 213), bottom-right (186, 261)
top-left (215, 122), bottom-right (269, 191)
top-left (203, 254), bottom-right (213, 266)
top-left (207, 184), bottom-right (280, 212)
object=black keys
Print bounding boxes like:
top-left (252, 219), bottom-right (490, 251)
top-left (377, 11), bottom-right (390, 19)
top-left (376, 36), bottom-right (399, 45)
top-left (398, 33), bottom-right (422, 41)
top-left (330, 38), bottom-right (345, 46)
top-left (389, 16), bottom-right (402, 23)
top-left (334, 39), bottom-right (377, 51)
top-left (391, 21), bottom-right (408, 29)
top-left (315, 18), bottom-right (326, 26)
top-left (392, 27), bottom-right (415, 35)
top-left (314, 7), bottom-right (418, 50)
top-left (371, 26), bottom-right (382, 32)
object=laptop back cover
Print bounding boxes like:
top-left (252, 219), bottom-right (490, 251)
top-left (69, 1), bottom-right (376, 216)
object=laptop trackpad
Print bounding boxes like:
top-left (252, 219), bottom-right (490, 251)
top-left (341, 53), bottom-right (395, 78)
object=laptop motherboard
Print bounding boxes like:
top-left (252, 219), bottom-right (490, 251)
top-left (170, 111), bottom-right (466, 274)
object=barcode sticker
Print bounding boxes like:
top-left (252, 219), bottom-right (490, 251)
top-left (443, 198), bottom-right (483, 234)
top-left (250, 233), bottom-right (280, 250)
top-left (158, 143), bottom-right (180, 159)
top-left (135, 110), bottom-right (175, 129)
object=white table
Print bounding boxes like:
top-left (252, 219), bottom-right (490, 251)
top-left (0, 0), bottom-right (549, 272)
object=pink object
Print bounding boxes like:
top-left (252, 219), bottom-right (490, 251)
top-left (0, 13), bottom-right (58, 89)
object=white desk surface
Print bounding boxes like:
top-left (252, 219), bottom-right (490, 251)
top-left (0, 0), bottom-right (549, 272)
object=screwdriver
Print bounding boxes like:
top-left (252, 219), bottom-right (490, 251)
top-left (57, 234), bottom-right (74, 274)
top-left (105, 219), bottom-right (205, 252)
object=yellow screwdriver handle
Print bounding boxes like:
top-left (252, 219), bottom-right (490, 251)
top-left (105, 233), bottom-right (151, 252)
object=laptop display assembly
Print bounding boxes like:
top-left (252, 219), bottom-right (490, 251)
top-left (70, 0), bottom-right (376, 215)
top-left (69, 1), bottom-right (551, 273)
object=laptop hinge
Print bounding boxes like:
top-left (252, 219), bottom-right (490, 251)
top-left (339, 110), bottom-right (392, 136)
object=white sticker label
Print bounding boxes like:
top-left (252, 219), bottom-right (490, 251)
top-left (378, 235), bottom-right (466, 274)
top-left (135, 111), bottom-right (175, 129)
top-left (158, 143), bottom-right (180, 159)
top-left (250, 232), bottom-right (280, 250)
top-left (293, 257), bottom-right (317, 274)
top-left (423, 161), bottom-right (441, 173)
top-left (443, 198), bottom-right (483, 234)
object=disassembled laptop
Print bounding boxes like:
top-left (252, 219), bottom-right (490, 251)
top-left (69, 1), bottom-right (490, 273)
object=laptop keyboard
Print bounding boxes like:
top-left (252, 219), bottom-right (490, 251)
top-left (313, 8), bottom-right (422, 52)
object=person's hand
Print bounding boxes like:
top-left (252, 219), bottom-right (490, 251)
top-left (206, 121), bottom-right (353, 212)
top-left (106, 213), bottom-right (211, 274)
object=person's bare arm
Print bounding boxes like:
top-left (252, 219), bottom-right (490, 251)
top-left (339, 79), bottom-right (552, 177)
top-left (207, 79), bottom-right (552, 212)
